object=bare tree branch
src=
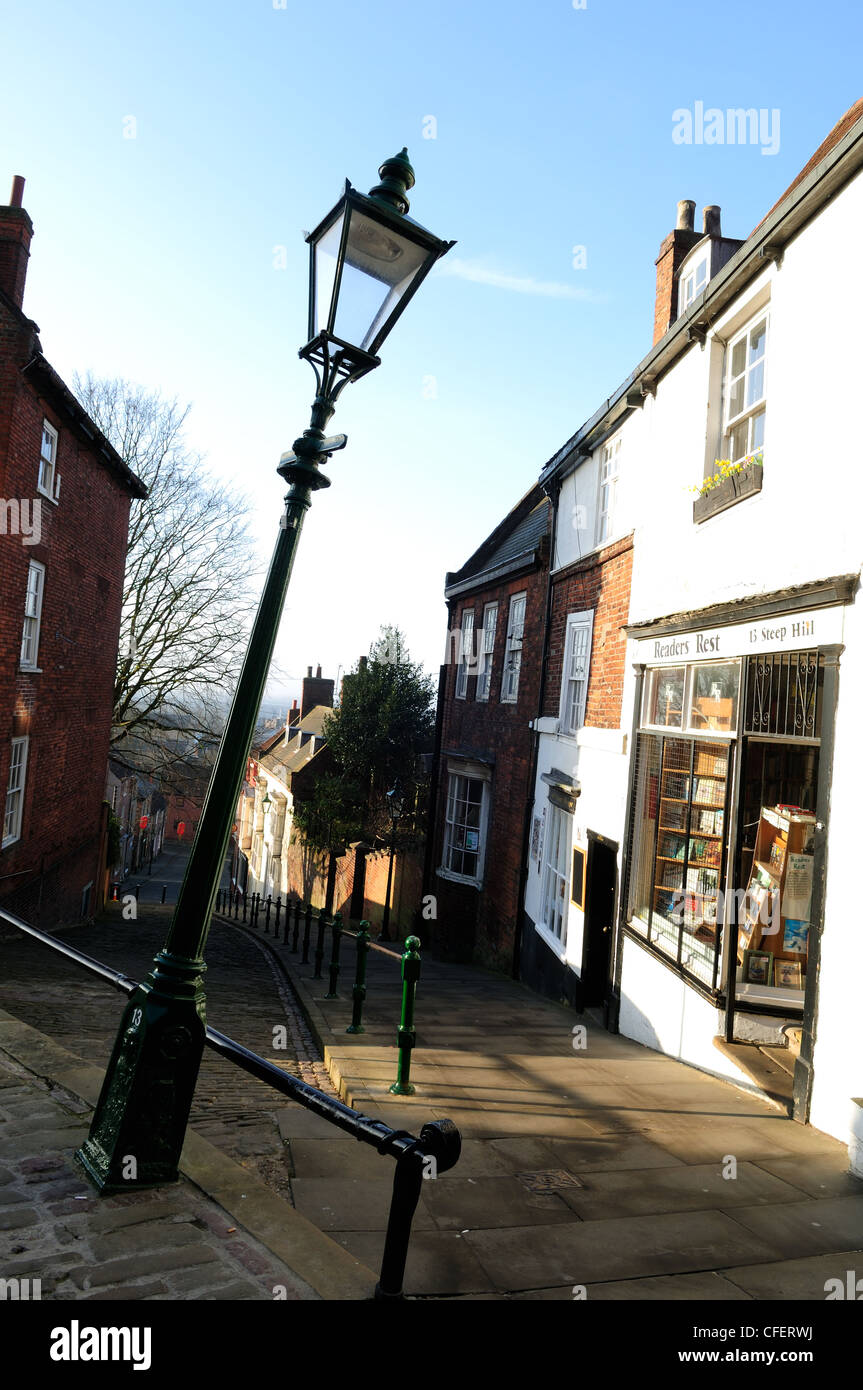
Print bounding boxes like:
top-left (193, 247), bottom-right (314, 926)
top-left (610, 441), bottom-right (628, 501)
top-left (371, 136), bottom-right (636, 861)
top-left (74, 372), bottom-right (259, 782)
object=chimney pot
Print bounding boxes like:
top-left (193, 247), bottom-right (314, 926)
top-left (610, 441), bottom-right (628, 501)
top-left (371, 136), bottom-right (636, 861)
top-left (676, 199), bottom-right (695, 232)
top-left (316, 664), bottom-right (322, 678)
top-left (703, 205), bottom-right (721, 237)
top-left (10, 175), bottom-right (25, 208)
top-left (306, 666), bottom-right (312, 678)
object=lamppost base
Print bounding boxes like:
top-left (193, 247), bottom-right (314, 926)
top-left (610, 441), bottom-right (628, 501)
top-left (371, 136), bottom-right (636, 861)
top-left (389, 1082), bottom-right (415, 1096)
top-left (345, 1024), bottom-right (365, 1034)
top-left (75, 952), bottom-right (206, 1194)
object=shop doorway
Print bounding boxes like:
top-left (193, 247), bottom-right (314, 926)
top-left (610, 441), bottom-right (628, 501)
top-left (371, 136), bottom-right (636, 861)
top-left (581, 832), bottom-right (618, 1014)
top-left (727, 739), bottom-right (819, 1042)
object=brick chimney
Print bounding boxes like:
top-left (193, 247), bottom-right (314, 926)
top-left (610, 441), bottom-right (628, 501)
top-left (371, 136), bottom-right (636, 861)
top-left (652, 199), bottom-right (703, 345)
top-left (0, 176), bottom-right (34, 310)
top-left (300, 665), bottom-right (334, 721)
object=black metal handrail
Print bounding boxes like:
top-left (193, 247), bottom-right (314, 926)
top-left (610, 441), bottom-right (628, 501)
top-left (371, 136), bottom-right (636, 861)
top-left (0, 905), bottom-right (460, 1299)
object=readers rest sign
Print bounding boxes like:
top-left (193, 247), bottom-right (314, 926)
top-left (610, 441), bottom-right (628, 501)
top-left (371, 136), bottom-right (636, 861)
top-left (633, 605), bottom-right (845, 666)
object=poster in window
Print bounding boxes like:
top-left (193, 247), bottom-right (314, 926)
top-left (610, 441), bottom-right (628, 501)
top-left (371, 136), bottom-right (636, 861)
top-left (465, 829), bottom-right (479, 852)
top-left (530, 816), bottom-right (542, 861)
top-left (783, 854), bottom-right (813, 921)
top-left (571, 846), bottom-right (586, 908)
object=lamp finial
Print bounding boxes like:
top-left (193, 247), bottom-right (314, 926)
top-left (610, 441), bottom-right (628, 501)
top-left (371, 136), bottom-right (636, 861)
top-left (368, 148), bottom-right (415, 216)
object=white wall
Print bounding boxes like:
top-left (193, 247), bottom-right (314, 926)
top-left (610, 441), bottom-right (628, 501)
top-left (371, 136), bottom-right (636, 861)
top-left (611, 164), bottom-right (863, 1154)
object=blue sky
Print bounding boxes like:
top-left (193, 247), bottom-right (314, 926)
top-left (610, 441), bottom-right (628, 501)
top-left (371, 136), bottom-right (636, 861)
top-left (3, 0), bottom-right (861, 702)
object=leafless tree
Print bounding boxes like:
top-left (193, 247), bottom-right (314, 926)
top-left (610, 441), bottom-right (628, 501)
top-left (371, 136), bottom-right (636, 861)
top-left (74, 373), bottom-right (258, 784)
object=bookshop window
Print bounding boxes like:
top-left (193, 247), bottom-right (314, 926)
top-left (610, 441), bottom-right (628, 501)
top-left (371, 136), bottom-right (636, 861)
top-left (627, 732), bottom-right (732, 990)
top-left (643, 661), bottom-right (740, 734)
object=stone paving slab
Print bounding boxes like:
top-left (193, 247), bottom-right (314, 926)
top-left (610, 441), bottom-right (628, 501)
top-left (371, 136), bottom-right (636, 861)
top-left (719, 1251), bottom-right (863, 1300)
top-left (510, 1272), bottom-right (753, 1301)
top-left (464, 1209), bottom-right (781, 1291)
top-left (330, 1229), bottom-right (494, 1297)
top-left (557, 1160), bottom-right (806, 1221)
top-left (721, 1194), bottom-right (863, 1259)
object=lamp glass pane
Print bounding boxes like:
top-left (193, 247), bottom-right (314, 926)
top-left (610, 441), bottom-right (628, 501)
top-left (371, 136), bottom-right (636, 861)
top-left (335, 209), bottom-right (429, 351)
top-left (312, 212), bottom-right (346, 336)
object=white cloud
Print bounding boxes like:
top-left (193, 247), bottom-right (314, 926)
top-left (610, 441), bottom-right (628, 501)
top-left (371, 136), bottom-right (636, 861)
top-left (435, 256), bottom-right (602, 301)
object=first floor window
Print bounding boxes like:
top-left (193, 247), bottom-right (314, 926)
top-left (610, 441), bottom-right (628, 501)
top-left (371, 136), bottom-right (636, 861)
top-left (560, 611), bottom-right (594, 735)
top-left (442, 769), bottom-right (489, 883)
top-left (20, 561), bottom-right (45, 669)
top-left (501, 593), bottom-right (526, 703)
top-left (597, 434), bottom-right (621, 544)
top-left (455, 609), bottom-right (474, 699)
top-left (3, 738), bottom-right (29, 847)
top-left (723, 314), bottom-right (767, 465)
top-left (475, 602), bottom-right (498, 701)
top-left (39, 420), bottom-right (58, 497)
top-left (539, 803), bottom-right (571, 943)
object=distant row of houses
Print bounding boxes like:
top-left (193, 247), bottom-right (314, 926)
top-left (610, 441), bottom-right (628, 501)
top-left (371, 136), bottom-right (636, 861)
top-left (422, 100), bottom-right (863, 1174)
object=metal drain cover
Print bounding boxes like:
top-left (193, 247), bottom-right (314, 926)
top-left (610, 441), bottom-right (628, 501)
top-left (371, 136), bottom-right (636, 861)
top-left (517, 1169), bottom-right (584, 1193)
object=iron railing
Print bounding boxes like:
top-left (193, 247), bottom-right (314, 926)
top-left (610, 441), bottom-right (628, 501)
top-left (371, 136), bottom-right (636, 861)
top-left (0, 904), bottom-right (460, 1299)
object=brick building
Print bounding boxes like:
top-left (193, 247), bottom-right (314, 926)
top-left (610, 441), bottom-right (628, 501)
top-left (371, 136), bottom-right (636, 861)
top-left (426, 485), bottom-right (549, 970)
top-left (520, 455), bottom-right (634, 1009)
top-left (0, 176), bottom-right (145, 926)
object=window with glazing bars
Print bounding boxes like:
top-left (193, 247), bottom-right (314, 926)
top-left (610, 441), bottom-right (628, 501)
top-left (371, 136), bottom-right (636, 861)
top-left (501, 594), bottom-right (526, 703)
top-left (540, 802), bottom-right (570, 943)
top-left (476, 603), bottom-right (497, 702)
top-left (626, 732), bottom-right (731, 991)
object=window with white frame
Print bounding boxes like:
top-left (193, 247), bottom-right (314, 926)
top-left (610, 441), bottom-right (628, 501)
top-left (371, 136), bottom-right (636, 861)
top-left (539, 802), bottom-right (571, 944)
top-left (39, 421), bottom-right (58, 499)
top-left (597, 434), bottom-right (621, 545)
top-left (475, 602), bottom-right (498, 702)
top-left (678, 249), bottom-right (709, 316)
top-left (455, 609), bottom-right (474, 699)
top-left (3, 738), bottom-right (28, 847)
top-left (20, 562), bottom-right (45, 669)
top-left (559, 610), bottom-right (594, 735)
top-left (723, 314), bottom-right (767, 465)
top-left (500, 593), bottom-right (526, 703)
top-left (441, 766), bottom-right (490, 883)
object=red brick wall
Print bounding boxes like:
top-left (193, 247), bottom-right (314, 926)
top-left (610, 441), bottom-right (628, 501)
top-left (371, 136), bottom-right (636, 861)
top-left (542, 534), bottom-right (634, 726)
top-left (0, 308), bottom-right (132, 926)
top-left (431, 559), bottom-right (548, 970)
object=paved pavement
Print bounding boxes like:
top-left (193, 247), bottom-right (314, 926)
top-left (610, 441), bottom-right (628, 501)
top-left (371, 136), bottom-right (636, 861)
top-left (0, 1048), bottom-right (325, 1301)
top-left (4, 891), bottom-right (863, 1303)
top-left (246, 918), bottom-right (863, 1300)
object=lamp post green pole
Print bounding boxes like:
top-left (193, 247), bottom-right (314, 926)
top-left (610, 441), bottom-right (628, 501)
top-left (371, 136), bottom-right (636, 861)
top-left (76, 148), bottom-right (453, 1193)
top-left (77, 409), bottom-right (338, 1191)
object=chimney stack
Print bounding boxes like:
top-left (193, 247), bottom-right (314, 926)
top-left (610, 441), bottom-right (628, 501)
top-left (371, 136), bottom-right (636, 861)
top-left (287, 698), bottom-right (300, 731)
top-left (652, 198), bottom-right (704, 345)
top-left (703, 205), bottom-right (721, 237)
top-left (0, 175), bottom-right (34, 310)
top-left (300, 666), bottom-right (334, 722)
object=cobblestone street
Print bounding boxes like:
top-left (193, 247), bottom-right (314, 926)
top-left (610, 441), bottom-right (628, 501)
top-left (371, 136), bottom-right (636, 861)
top-left (0, 899), bottom-right (334, 1202)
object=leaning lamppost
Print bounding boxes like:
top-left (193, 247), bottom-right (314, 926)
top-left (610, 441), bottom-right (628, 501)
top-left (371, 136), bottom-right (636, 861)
top-left (77, 150), bottom-right (453, 1192)
top-left (379, 780), bottom-right (405, 943)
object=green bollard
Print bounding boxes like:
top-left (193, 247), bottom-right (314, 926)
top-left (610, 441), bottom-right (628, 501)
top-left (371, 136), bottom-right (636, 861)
top-left (325, 914), bottom-right (342, 998)
top-left (346, 923), bottom-right (371, 1034)
top-left (390, 935), bottom-right (421, 1095)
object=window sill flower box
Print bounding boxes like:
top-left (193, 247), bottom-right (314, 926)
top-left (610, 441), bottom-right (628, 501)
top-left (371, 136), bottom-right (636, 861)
top-left (693, 452), bottom-right (763, 524)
